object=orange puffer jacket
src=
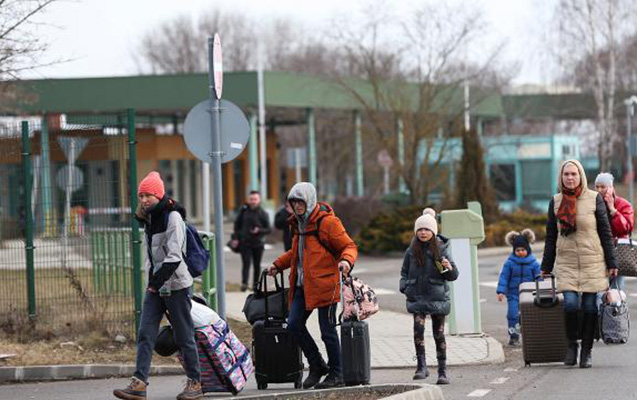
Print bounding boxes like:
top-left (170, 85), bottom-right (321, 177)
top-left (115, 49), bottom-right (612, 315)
top-left (273, 202), bottom-right (358, 311)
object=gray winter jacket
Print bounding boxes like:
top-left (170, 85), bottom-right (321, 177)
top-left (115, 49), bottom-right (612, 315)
top-left (140, 197), bottom-right (193, 291)
top-left (399, 236), bottom-right (459, 315)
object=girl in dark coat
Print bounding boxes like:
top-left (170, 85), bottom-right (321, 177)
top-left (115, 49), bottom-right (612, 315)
top-left (399, 208), bottom-right (459, 385)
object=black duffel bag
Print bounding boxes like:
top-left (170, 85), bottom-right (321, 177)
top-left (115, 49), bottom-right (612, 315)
top-left (155, 325), bottom-right (178, 356)
top-left (242, 270), bottom-right (289, 324)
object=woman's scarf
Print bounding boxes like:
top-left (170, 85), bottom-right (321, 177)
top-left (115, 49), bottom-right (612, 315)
top-left (556, 185), bottom-right (583, 236)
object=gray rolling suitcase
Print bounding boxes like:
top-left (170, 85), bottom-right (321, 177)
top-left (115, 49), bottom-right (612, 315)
top-left (519, 275), bottom-right (567, 366)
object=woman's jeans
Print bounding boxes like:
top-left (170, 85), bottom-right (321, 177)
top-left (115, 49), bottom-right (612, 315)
top-left (134, 288), bottom-right (200, 383)
top-left (287, 286), bottom-right (342, 376)
top-left (563, 291), bottom-right (597, 314)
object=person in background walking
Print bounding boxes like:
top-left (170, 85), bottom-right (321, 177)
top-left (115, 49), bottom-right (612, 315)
top-left (399, 208), bottom-right (459, 385)
top-left (231, 191), bottom-right (271, 292)
top-left (267, 182), bottom-right (358, 389)
top-left (274, 198), bottom-right (294, 251)
top-left (595, 172), bottom-right (634, 289)
top-left (113, 171), bottom-right (202, 400)
top-left (496, 229), bottom-right (541, 346)
top-left (542, 160), bottom-right (618, 369)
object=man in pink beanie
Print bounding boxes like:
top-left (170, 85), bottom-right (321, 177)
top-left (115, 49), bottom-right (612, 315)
top-left (114, 171), bottom-right (202, 400)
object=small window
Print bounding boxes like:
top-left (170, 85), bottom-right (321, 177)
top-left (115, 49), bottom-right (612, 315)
top-left (490, 164), bottom-right (516, 201)
top-left (562, 144), bottom-right (575, 157)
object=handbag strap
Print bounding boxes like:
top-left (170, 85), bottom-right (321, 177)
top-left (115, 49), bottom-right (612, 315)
top-left (261, 270), bottom-right (286, 321)
top-left (610, 276), bottom-right (622, 291)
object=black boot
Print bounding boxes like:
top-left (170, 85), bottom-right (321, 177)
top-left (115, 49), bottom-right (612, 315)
top-left (580, 313), bottom-right (597, 369)
top-left (564, 312), bottom-right (579, 366)
top-left (303, 359), bottom-right (329, 389)
top-left (413, 354), bottom-right (429, 380)
top-left (436, 359), bottom-right (449, 385)
top-left (314, 373), bottom-right (344, 389)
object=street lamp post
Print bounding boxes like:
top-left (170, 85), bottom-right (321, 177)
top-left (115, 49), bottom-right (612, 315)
top-left (625, 96), bottom-right (637, 206)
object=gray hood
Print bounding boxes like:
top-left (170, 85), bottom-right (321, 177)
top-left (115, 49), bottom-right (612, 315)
top-left (287, 182), bottom-right (317, 216)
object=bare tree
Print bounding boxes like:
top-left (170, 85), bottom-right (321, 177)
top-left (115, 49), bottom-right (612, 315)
top-left (554, 0), bottom-right (637, 171)
top-left (0, 0), bottom-right (59, 79)
top-left (327, 1), bottom-right (507, 205)
top-left (136, 10), bottom-right (257, 73)
top-left (0, 0), bottom-right (61, 113)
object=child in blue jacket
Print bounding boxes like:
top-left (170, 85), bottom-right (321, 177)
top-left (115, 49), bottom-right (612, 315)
top-left (496, 229), bottom-right (541, 346)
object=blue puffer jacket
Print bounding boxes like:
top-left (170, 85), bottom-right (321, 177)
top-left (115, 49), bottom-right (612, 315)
top-left (496, 253), bottom-right (541, 296)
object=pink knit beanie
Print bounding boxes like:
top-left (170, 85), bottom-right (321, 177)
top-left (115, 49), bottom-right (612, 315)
top-left (138, 171), bottom-right (165, 199)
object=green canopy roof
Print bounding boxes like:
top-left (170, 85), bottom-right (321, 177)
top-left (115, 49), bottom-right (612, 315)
top-left (6, 71), bottom-right (505, 118)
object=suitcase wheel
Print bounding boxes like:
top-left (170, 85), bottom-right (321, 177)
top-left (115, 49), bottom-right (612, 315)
top-left (294, 376), bottom-right (303, 389)
top-left (257, 381), bottom-right (268, 390)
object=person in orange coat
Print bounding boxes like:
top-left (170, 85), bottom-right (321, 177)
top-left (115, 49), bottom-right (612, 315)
top-left (267, 182), bottom-right (358, 390)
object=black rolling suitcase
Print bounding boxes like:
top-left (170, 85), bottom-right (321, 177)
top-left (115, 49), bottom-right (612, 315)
top-left (339, 271), bottom-right (371, 386)
top-left (341, 319), bottom-right (371, 385)
top-left (252, 272), bottom-right (303, 390)
top-left (519, 275), bottom-right (567, 366)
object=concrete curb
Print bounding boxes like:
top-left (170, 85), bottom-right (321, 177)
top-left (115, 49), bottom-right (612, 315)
top-left (0, 364), bottom-right (182, 383)
top-left (483, 336), bottom-right (506, 365)
top-left (226, 384), bottom-right (444, 400)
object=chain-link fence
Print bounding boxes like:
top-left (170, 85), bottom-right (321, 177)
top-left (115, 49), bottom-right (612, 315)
top-left (0, 111), bottom-right (142, 340)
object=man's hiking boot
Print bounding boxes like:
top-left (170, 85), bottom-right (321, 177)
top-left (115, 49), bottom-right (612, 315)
top-left (176, 379), bottom-right (203, 400)
top-left (113, 376), bottom-right (147, 400)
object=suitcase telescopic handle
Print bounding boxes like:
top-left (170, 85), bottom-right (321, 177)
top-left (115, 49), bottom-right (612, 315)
top-left (533, 273), bottom-right (558, 308)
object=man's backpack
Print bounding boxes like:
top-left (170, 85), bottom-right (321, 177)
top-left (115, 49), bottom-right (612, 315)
top-left (183, 221), bottom-right (210, 278)
top-left (162, 210), bottom-right (210, 278)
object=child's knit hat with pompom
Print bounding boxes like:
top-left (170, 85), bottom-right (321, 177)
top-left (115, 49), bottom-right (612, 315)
top-left (414, 208), bottom-right (438, 236)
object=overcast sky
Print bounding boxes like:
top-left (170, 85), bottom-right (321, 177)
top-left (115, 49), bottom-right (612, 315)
top-left (27, 0), bottom-right (559, 85)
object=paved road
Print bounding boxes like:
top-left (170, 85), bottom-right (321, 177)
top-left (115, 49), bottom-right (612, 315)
top-left (3, 243), bottom-right (637, 399)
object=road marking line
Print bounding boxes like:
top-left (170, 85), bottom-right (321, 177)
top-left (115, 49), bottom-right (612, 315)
top-left (374, 288), bottom-right (397, 295)
top-left (490, 377), bottom-right (509, 384)
top-left (503, 367), bottom-right (518, 372)
top-left (467, 389), bottom-right (492, 397)
top-left (480, 281), bottom-right (498, 288)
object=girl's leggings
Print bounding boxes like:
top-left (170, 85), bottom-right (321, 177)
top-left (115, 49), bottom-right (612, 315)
top-left (413, 313), bottom-right (446, 360)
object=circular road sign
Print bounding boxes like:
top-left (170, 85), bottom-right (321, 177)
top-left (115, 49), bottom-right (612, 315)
top-left (183, 99), bottom-right (250, 164)
top-left (56, 166), bottom-right (84, 192)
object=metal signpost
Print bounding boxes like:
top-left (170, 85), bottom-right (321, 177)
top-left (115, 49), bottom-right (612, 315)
top-left (183, 34), bottom-right (250, 319)
top-left (377, 149), bottom-right (393, 195)
top-left (625, 96), bottom-right (637, 207)
top-left (56, 137), bottom-right (88, 269)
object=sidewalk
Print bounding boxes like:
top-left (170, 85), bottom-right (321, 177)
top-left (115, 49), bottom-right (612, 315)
top-left (226, 292), bottom-right (503, 368)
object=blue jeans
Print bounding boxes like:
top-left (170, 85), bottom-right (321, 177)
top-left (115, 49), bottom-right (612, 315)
top-left (287, 286), bottom-right (342, 376)
top-left (563, 291), bottom-right (597, 314)
top-left (134, 288), bottom-right (200, 382)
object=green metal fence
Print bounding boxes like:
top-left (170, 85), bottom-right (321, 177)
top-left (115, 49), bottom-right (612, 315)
top-left (89, 229), bottom-right (217, 308)
top-left (0, 111), bottom-right (142, 340)
top-left (0, 110), bottom-right (218, 341)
